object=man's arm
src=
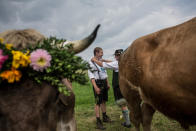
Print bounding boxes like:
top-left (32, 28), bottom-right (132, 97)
top-left (88, 70), bottom-right (101, 94)
top-left (102, 59), bottom-right (112, 63)
top-left (106, 78), bottom-right (110, 90)
top-left (92, 57), bottom-right (118, 71)
top-left (91, 57), bottom-right (103, 67)
top-left (91, 78), bottom-right (101, 94)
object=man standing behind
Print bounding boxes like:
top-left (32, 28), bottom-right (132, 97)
top-left (91, 49), bottom-right (131, 128)
top-left (88, 47), bottom-right (111, 130)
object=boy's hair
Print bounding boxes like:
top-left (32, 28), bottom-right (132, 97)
top-left (93, 47), bottom-right (102, 56)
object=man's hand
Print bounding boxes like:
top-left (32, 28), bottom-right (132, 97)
top-left (91, 57), bottom-right (96, 62)
top-left (102, 59), bottom-right (112, 62)
top-left (106, 79), bottom-right (110, 90)
top-left (91, 79), bottom-right (101, 94)
top-left (107, 84), bottom-right (110, 90)
top-left (94, 85), bottom-right (101, 94)
top-left (91, 57), bottom-right (103, 67)
top-left (101, 59), bottom-right (107, 62)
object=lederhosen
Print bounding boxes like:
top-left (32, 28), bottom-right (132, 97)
top-left (112, 71), bottom-right (123, 101)
top-left (92, 62), bottom-right (108, 105)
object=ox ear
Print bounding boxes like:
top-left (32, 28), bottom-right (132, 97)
top-left (58, 93), bottom-right (69, 106)
top-left (56, 79), bottom-right (75, 107)
top-left (57, 92), bottom-right (75, 109)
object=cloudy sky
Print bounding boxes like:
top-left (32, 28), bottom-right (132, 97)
top-left (0, 0), bottom-right (195, 61)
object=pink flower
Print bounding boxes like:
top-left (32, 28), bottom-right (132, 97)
top-left (30, 49), bottom-right (51, 72)
top-left (0, 49), bottom-right (8, 70)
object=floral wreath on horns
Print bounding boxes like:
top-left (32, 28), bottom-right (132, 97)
top-left (0, 37), bottom-right (89, 95)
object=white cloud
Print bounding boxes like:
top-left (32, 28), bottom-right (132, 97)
top-left (0, 0), bottom-right (195, 61)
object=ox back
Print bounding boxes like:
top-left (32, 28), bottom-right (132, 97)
top-left (119, 17), bottom-right (196, 130)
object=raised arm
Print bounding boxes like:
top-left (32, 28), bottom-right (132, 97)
top-left (102, 59), bottom-right (112, 63)
top-left (91, 57), bottom-right (103, 67)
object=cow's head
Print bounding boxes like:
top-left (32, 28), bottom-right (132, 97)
top-left (0, 79), bottom-right (76, 131)
top-left (0, 25), bottom-right (100, 131)
top-left (0, 24), bottom-right (100, 53)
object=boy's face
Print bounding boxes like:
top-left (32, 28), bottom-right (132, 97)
top-left (96, 49), bottom-right (103, 59)
top-left (115, 54), bottom-right (120, 60)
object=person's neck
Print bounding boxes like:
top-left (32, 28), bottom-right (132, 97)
top-left (95, 56), bottom-right (100, 60)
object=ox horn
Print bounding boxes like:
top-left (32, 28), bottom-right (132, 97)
top-left (65, 24), bottom-right (100, 53)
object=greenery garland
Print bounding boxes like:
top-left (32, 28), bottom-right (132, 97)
top-left (0, 37), bottom-right (89, 95)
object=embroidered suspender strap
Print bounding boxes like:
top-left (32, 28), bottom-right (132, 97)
top-left (92, 61), bottom-right (101, 80)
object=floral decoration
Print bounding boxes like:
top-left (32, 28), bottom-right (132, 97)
top-left (0, 37), bottom-right (89, 95)
top-left (30, 49), bottom-right (51, 72)
top-left (0, 49), bottom-right (8, 70)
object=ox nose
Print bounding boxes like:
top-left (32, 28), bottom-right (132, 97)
top-left (57, 117), bottom-right (77, 131)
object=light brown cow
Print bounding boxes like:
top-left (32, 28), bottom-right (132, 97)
top-left (119, 17), bottom-right (196, 131)
top-left (0, 25), bottom-right (100, 131)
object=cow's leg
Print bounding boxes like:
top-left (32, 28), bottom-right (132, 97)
top-left (127, 93), bottom-right (142, 131)
top-left (141, 103), bottom-right (155, 131)
top-left (127, 102), bottom-right (141, 131)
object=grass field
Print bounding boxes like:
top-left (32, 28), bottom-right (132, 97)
top-left (72, 70), bottom-right (196, 131)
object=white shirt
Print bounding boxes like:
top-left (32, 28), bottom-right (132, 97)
top-left (88, 60), bottom-right (108, 80)
top-left (102, 60), bottom-right (119, 72)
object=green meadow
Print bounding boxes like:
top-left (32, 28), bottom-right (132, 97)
top-left (72, 70), bottom-right (196, 131)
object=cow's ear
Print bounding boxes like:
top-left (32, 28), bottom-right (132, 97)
top-left (56, 91), bottom-right (75, 110)
top-left (58, 93), bottom-right (69, 106)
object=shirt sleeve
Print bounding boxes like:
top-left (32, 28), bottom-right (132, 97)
top-left (102, 61), bottom-right (118, 70)
top-left (88, 70), bottom-right (95, 79)
top-left (88, 61), bottom-right (95, 79)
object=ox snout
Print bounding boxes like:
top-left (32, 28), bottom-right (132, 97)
top-left (57, 116), bottom-right (77, 131)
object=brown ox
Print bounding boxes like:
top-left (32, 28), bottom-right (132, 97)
top-left (0, 25), bottom-right (100, 131)
top-left (119, 17), bottom-right (196, 131)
